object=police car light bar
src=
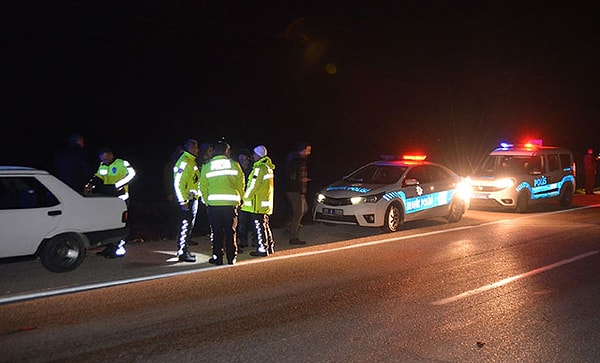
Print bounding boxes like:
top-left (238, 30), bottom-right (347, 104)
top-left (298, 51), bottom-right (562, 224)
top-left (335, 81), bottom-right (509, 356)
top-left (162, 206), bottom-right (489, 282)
top-left (524, 139), bottom-right (543, 149)
top-left (402, 154), bottom-right (427, 161)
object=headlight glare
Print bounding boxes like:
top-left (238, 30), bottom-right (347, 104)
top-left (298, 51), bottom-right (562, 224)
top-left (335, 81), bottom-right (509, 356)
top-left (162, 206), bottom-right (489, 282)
top-left (494, 178), bottom-right (516, 189)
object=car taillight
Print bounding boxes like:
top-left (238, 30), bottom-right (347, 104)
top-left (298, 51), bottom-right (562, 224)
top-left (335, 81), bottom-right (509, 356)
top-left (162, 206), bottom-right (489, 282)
top-left (122, 210), bottom-right (129, 224)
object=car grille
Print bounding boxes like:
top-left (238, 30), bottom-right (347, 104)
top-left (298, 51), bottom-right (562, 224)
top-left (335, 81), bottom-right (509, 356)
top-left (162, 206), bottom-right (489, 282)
top-left (320, 196), bottom-right (352, 206)
top-left (471, 185), bottom-right (499, 192)
top-left (314, 212), bottom-right (358, 224)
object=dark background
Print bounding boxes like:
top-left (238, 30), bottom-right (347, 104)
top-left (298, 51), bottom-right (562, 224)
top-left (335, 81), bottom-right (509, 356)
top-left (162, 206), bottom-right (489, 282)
top-left (4, 1), bottom-right (599, 205)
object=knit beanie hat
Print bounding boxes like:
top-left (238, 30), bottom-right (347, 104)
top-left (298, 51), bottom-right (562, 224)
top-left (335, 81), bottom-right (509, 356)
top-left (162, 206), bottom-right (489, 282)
top-left (253, 145), bottom-right (267, 158)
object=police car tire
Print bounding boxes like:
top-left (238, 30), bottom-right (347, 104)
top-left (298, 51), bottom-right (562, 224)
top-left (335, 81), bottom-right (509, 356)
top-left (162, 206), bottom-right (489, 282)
top-left (39, 234), bottom-right (86, 273)
top-left (515, 192), bottom-right (529, 213)
top-left (447, 199), bottom-right (464, 223)
top-left (383, 202), bottom-right (402, 233)
top-left (558, 183), bottom-right (573, 207)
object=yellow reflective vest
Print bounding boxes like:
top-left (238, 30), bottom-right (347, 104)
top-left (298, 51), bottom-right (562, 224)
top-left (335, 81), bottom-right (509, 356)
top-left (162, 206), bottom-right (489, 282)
top-left (173, 151), bottom-right (200, 206)
top-left (95, 158), bottom-right (136, 200)
top-left (241, 156), bottom-right (275, 215)
top-left (199, 155), bottom-right (245, 207)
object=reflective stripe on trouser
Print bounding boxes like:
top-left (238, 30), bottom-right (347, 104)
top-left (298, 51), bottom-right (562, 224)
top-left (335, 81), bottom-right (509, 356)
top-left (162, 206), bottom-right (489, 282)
top-left (177, 199), bottom-right (198, 256)
top-left (208, 205), bottom-right (238, 263)
top-left (252, 213), bottom-right (274, 254)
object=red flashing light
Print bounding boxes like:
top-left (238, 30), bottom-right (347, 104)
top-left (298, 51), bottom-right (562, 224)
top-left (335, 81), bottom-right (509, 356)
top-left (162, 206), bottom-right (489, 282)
top-left (402, 154), bottom-right (427, 161)
top-left (523, 139), bottom-right (543, 149)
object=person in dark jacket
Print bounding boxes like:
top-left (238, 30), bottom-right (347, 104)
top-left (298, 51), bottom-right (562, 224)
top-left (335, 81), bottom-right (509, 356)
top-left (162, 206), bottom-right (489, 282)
top-left (53, 132), bottom-right (93, 193)
top-left (285, 142), bottom-right (312, 245)
top-left (236, 148), bottom-right (254, 252)
top-left (583, 147), bottom-right (597, 195)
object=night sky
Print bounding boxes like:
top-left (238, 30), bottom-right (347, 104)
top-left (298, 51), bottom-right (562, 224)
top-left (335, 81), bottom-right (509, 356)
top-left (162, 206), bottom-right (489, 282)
top-left (5, 1), bottom-right (600, 201)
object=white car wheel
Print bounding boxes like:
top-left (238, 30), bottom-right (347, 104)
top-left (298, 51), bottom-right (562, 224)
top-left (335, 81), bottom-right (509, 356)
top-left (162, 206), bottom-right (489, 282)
top-left (39, 234), bottom-right (86, 273)
top-left (383, 203), bottom-right (402, 233)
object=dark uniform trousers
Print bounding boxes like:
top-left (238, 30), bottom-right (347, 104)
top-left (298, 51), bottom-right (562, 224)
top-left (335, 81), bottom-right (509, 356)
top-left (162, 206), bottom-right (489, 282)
top-left (208, 205), bottom-right (238, 263)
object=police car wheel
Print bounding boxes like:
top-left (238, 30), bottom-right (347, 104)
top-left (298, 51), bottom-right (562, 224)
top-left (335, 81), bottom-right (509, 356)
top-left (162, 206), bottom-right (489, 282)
top-left (39, 234), bottom-right (86, 273)
top-left (515, 192), bottom-right (529, 213)
top-left (559, 184), bottom-right (573, 207)
top-left (383, 202), bottom-right (402, 233)
top-left (447, 199), bottom-right (464, 223)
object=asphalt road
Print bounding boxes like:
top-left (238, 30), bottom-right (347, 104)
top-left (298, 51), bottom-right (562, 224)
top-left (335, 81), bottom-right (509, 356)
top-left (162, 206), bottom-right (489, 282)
top-left (1, 194), bottom-right (599, 362)
top-left (1, 194), bottom-right (599, 303)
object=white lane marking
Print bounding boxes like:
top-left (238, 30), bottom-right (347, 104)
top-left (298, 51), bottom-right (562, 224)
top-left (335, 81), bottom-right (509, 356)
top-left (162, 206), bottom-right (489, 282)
top-left (431, 250), bottom-right (599, 306)
top-left (2, 204), bottom-right (598, 305)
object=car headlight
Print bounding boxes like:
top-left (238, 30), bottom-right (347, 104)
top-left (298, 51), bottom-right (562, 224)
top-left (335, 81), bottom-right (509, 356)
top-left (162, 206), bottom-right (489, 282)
top-left (456, 177), bottom-right (471, 201)
top-left (494, 178), bottom-right (516, 190)
top-left (351, 192), bottom-right (384, 205)
top-left (316, 193), bottom-right (326, 203)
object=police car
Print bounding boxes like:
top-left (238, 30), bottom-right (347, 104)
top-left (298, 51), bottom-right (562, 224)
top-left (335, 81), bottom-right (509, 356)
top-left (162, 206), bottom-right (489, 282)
top-left (0, 166), bottom-right (129, 272)
top-left (469, 141), bottom-right (575, 212)
top-left (313, 155), bottom-right (470, 232)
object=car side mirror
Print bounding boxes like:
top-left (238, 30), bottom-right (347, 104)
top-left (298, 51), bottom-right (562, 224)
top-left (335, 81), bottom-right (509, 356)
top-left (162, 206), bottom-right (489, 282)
top-left (404, 178), bottom-right (420, 186)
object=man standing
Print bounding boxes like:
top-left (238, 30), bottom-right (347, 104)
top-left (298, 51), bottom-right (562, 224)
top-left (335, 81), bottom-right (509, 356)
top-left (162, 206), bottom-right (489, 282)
top-left (86, 147), bottom-right (136, 258)
top-left (583, 147), bottom-right (597, 195)
top-left (285, 142), bottom-right (312, 245)
top-left (173, 139), bottom-right (201, 262)
top-left (242, 145), bottom-right (276, 257)
top-left (236, 148), bottom-right (254, 251)
top-left (54, 132), bottom-right (93, 193)
top-left (200, 141), bottom-right (245, 265)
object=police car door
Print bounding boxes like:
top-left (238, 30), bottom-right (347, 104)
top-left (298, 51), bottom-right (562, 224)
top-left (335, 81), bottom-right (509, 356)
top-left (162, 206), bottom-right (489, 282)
top-left (542, 153), bottom-right (562, 199)
top-left (401, 165), bottom-right (435, 222)
top-left (424, 165), bottom-right (459, 218)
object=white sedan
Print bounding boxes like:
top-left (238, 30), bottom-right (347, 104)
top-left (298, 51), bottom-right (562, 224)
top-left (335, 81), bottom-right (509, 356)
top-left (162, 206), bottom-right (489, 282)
top-left (0, 166), bottom-right (129, 272)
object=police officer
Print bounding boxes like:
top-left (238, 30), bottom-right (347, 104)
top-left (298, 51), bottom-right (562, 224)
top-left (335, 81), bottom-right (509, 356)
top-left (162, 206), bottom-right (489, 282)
top-left (173, 139), bottom-right (201, 262)
top-left (199, 141), bottom-right (245, 265)
top-left (242, 145), bottom-right (276, 257)
top-left (583, 147), bottom-right (597, 195)
top-left (86, 147), bottom-right (136, 258)
top-left (236, 148), bottom-right (254, 252)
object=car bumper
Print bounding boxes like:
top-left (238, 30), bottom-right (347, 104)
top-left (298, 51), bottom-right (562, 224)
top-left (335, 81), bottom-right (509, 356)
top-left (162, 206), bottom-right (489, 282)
top-left (313, 203), bottom-right (386, 227)
top-left (85, 226), bottom-right (130, 248)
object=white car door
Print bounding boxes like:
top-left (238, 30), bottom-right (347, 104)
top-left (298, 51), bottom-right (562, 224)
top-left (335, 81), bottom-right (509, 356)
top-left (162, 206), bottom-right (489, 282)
top-left (0, 176), bottom-right (62, 258)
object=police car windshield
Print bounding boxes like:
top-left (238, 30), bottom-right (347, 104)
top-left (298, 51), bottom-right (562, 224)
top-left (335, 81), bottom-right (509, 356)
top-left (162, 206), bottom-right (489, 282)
top-left (477, 155), bottom-right (533, 176)
top-left (343, 165), bottom-right (406, 184)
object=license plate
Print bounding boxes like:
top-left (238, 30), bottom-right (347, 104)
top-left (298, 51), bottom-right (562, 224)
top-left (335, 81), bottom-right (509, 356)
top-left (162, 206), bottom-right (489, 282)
top-left (323, 208), bottom-right (343, 216)
top-left (471, 193), bottom-right (488, 199)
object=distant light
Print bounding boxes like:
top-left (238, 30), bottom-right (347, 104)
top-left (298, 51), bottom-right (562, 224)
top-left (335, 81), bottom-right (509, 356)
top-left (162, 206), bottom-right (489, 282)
top-left (325, 63), bottom-right (337, 75)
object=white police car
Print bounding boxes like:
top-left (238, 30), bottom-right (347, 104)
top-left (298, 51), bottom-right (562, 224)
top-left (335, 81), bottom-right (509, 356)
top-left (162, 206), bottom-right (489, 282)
top-left (313, 155), bottom-right (470, 232)
top-left (0, 166), bottom-right (129, 272)
top-left (469, 141), bottom-right (575, 212)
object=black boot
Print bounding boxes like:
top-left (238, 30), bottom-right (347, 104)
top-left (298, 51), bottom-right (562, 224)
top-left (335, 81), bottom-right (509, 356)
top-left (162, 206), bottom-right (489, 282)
top-left (178, 251), bottom-right (196, 262)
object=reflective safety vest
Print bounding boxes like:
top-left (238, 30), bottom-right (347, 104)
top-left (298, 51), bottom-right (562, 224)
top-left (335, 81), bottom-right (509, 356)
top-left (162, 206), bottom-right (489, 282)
top-left (173, 150), bottom-right (200, 205)
top-left (95, 158), bottom-right (136, 201)
top-left (241, 156), bottom-right (275, 215)
top-left (199, 155), bottom-right (245, 207)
